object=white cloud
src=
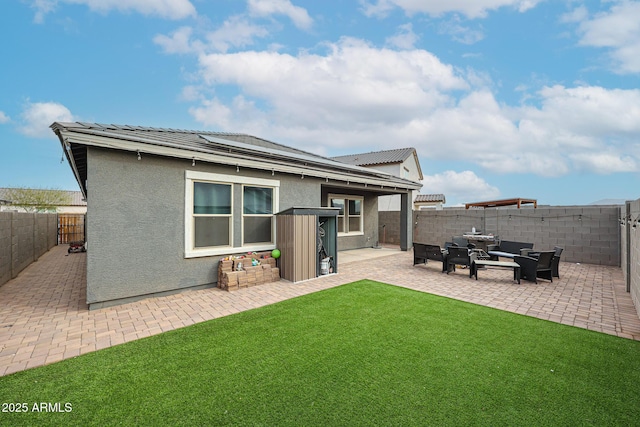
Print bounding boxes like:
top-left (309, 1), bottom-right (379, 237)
top-left (437, 16), bottom-right (485, 45)
top-left (176, 36), bottom-right (640, 176)
top-left (421, 170), bottom-right (500, 205)
top-left (205, 16), bottom-right (270, 53)
top-left (570, 152), bottom-right (637, 174)
top-left (0, 111), bottom-right (10, 124)
top-left (385, 23), bottom-right (419, 49)
top-left (154, 26), bottom-right (200, 54)
top-left (30, 0), bottom-right (196, 22)
top-left (155, 17), bottom-right (270, 55)
top-left (409, 91), bottom-right (572, 177)
top-left (195, 37), bottom-right (467, 131)
top-left (189, 96), bottom-right (269, 132)
top-left (512, 84), bottom-right (640, 174)
top-left (574, 1), bottom-right (640, 74)
top-left (360, 0), bottom-right (542, 19)
top-left (532, 85), bottom-right (640, 136)
top-left (19, 102), bottom-right (75, 138)
top-left (180, 85), bottom-right (203, 102)
top-left (560, 5), bottom-right (588, 24)
top-left (248, 0), bottom-right (313, 30)
top-left (30, 0), bottom-right (56, 23)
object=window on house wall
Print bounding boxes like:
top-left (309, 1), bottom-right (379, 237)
top-left (193, 182), bottom-right (232, 248)
top-left (348, 199), bottom-right (362, 232)
top-left (185, 170), bottom-right (279, 258)
top-left (243, 185), bottom-right (274, 245)
top-left (331, 198), bottom-right (345, 232)
top-left (330, 194), bottom-right (363, 235)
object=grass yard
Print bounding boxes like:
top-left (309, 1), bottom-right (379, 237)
top-left (1, 280), bottom-right (640, 426)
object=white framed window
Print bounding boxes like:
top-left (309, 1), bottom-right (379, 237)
top-left (329, 194), bottom-right (363, 236)
top-left (243, 185), bottom-right (274, 245)
top-left (193, 181), bottom-right (232, 249)
top-left (185, 171), bottom-right (279, 258)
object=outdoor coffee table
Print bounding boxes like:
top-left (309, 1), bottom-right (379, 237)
top-left (471, 260), bottom-right (521, 284)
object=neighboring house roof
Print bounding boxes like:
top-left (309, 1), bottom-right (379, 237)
top-left (51, 122), bottom-right (423, 198)
top-left (331, 147), bottom-right (423, 180)
top-left (0, 188), bottom-right (86, 207)
top-left (414, 194), bottom-right (446, 203)
top-left (66, 190), bottom-right (87, 206)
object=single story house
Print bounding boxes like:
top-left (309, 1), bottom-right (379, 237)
top-left (331, 147), bottom-right (423, 211)
top-left (52, 122), bottom-right (422, 308)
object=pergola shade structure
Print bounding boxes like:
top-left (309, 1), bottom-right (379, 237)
top-left (465, 198), bottom-right (537, 209)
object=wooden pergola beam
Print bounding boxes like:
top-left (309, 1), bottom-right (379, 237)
top-left (465, 198), bottom-right (537, 209)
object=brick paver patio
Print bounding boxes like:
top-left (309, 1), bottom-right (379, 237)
top-left (1, 245), bottom-right (639, 377)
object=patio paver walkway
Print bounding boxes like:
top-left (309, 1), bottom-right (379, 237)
top-left (1, 245), bottom-right (639, 377)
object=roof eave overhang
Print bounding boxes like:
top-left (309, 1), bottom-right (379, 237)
top-left (411, 149), bottom-right (424, 181)
top-left (56, 128), bottom-right (422, 193)
top-left (53, 128), bottom-right (87, 199)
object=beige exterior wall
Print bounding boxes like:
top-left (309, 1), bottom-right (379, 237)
top-left (372, 156), bottom-right (422, 211)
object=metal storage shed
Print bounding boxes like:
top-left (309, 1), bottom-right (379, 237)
top-left (276, 207), bottom-right (339, 282)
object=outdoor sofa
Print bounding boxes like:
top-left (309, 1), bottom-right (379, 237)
top-left (487, 240), bottom-right (534, 260)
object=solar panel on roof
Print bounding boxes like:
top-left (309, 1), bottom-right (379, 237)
top-left (199, 134), bottom-right (394, 178)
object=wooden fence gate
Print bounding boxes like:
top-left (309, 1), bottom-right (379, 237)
top-left (58, 214), bottom-right (85, 244)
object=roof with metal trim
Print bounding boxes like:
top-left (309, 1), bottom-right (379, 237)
top-left (51, 122), bottom-right (423, 197)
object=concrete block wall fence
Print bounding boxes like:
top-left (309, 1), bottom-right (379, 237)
top-left (382, 205), bottom-right (622, 266)
top-left (384, 201), bottom-right (640, 327)
top-left (0, 212), bottom-right (58, 287)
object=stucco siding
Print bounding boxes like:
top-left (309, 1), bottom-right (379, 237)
top-left (321, 187), bottom-right (380, 251)
top-left (85, 147), bottom-right (322, 306)
top-left (374, 157), bottom-right (421, 211)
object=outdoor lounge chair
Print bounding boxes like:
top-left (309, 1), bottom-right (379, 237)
top-left (523, 246), bottom-right (563, 279)
top-left (513, 251), bottom-right (555, 283)
top-left (413, 243), bottom-right (447, 272)
top-left (446, 246), bottom-right (475, 276)
top-left (551, 246), bottom-right (563, 278)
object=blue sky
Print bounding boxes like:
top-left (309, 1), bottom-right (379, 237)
top-left (2, 0), bottom-right (639, 206)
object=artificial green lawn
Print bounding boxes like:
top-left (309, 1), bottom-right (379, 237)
top-left (1, 280), bottom-right (639, 426)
